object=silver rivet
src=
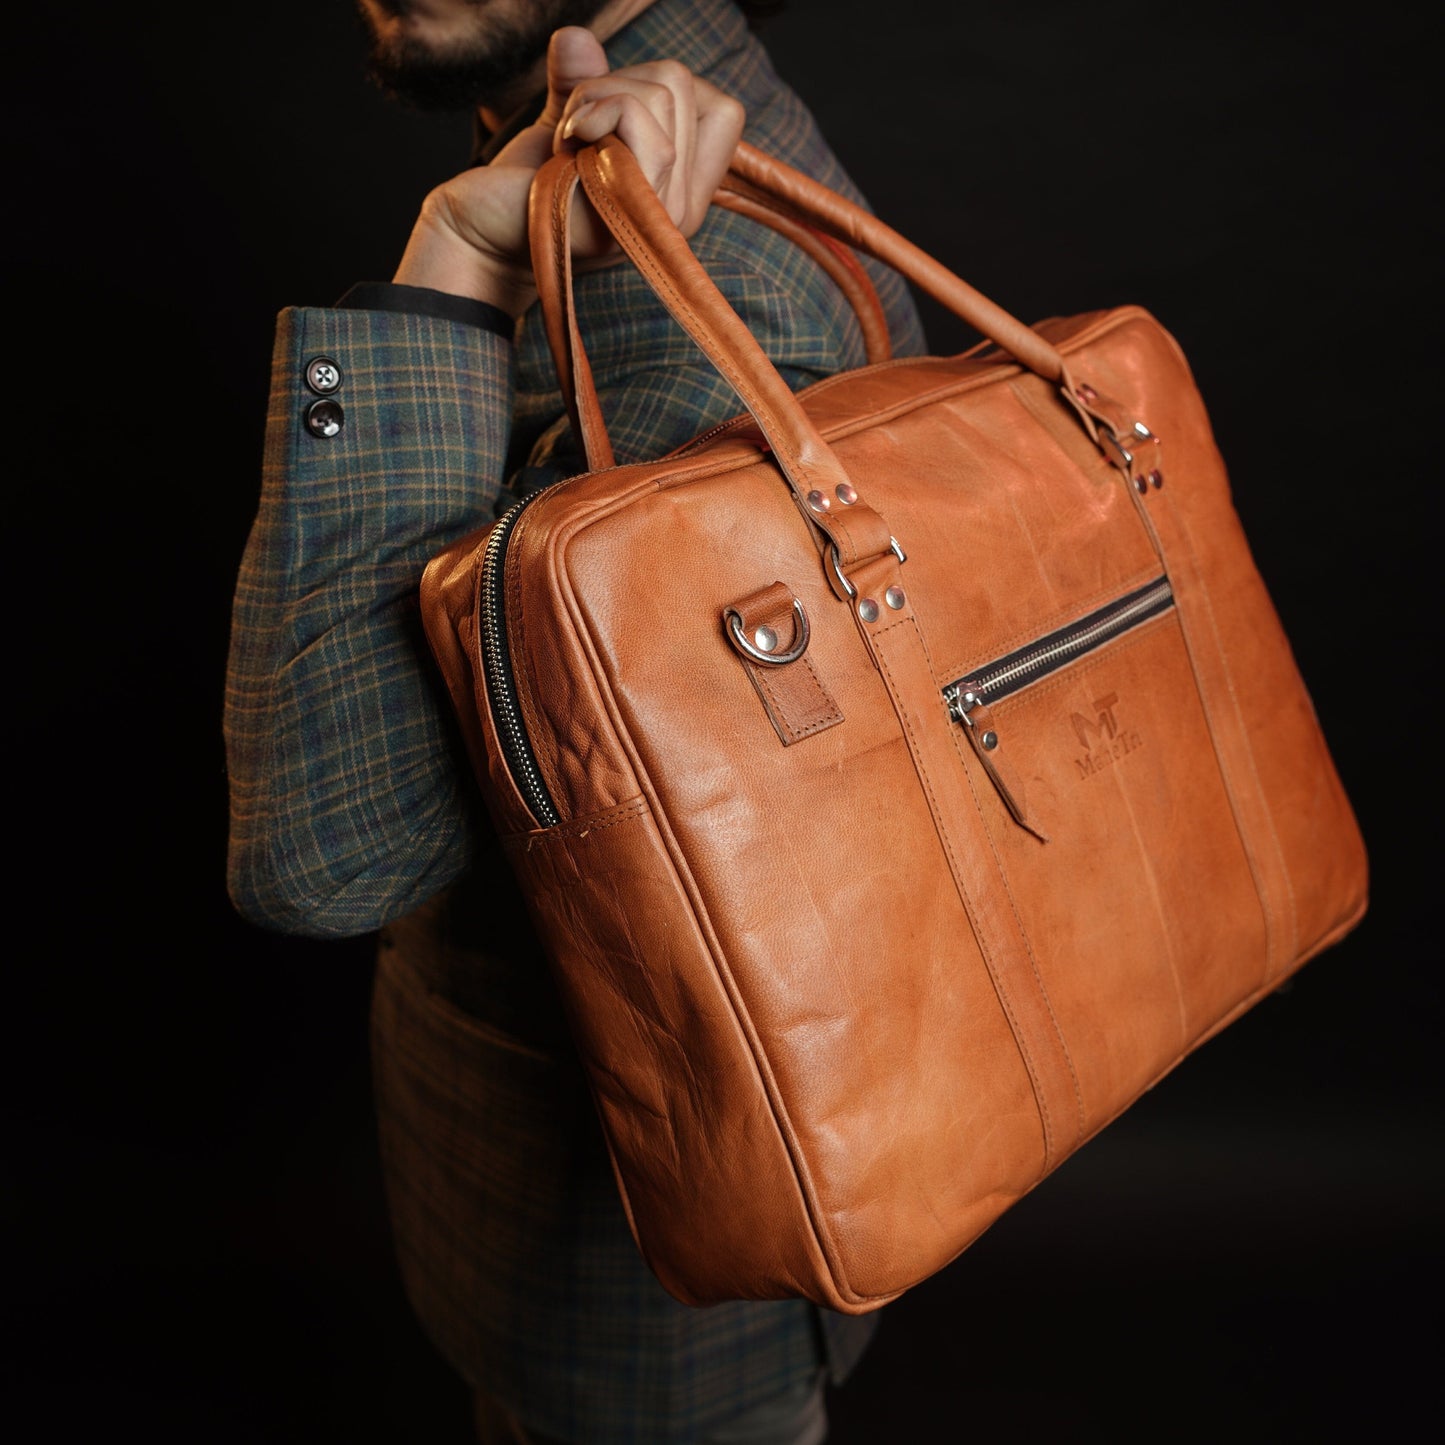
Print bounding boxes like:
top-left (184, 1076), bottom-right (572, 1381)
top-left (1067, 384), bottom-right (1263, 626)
top-left (753, 625), bottom-right (778, 653)
top-left (1133, 421), bottom-right (1155, 441)
top-left (981, 731), bottom-right (998, 750)
top-left (835, 483), bottom-right (858, 505)
top-left (806, 489), bottom-right (830, 513)
top-left (858, 598), bottom-right (879, 623)
top-left (885, 586), bottom-right (905, 610)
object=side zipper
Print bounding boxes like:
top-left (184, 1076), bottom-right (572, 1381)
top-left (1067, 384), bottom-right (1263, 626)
top-left (942, 576), bottom-right (1175, 837)
top-left (478, 493), bottom-right (561, 828)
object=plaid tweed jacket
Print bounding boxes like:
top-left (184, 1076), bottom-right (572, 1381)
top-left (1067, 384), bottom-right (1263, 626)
top-left (225, 1), bottom-right (925, 1439)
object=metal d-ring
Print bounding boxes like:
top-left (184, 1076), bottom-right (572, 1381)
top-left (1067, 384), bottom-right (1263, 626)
top-left (828, 538), bottom-right (907, 600)
top-left (725, 599), bottom-right (810, 665)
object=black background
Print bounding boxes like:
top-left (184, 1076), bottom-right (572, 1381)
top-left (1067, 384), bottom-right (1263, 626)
top-left (14, 1), bottom-right (1441, 1440)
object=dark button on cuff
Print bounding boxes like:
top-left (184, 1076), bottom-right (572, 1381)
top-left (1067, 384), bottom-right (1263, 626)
top-left (305, 356), bottom-right (342, 394)
top-left (305, 399), bottom-right (344, 438)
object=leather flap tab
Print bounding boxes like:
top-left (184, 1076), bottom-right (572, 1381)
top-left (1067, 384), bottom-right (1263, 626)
top-left (723, 583), bottom-right (843, 747)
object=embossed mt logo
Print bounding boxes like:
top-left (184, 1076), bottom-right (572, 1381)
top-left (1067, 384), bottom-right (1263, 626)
top-left (1071, 692), bottom-right (1145, 779)
top-left (1070, 693), bottom-right (1121, 750)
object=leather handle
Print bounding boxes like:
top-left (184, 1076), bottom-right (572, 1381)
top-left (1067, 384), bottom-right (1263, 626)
top-left (718, 144), bottom-right (1120, 451)
top-left (565, 136), bottom-right (899, 579)
top-left (530, 156), bottom-right (616, 471)
top-left (710, 186), bottom-right (893, 367)
top-left (530, 136), bottom-right (1086, 461)
top-left (528, 152), bottom-right (894, 475)
top-left (530, 135), bottom-right (1088, 589)
top-left (723, 141), bottom-right (1071, 383)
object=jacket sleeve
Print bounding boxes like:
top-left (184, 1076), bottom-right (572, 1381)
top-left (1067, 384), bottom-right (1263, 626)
top-left (507, 192), bottom-right (925, 488)
top-left (224, 304), bottom-right (513, 937)
top-left (225, 193), bottom-right (925, 943)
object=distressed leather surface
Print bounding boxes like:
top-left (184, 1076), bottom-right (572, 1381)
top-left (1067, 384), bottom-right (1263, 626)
top-left (419, 142), bottom-right (1368, 1314)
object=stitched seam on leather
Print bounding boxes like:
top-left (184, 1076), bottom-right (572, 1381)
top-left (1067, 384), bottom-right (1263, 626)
top-left (550, 171), bottom-right (588, 460)
top-left (899, 596), bottom-right (1084, 1140)
top-left (940, 698), bottom-right (1086, 1140)
top-left (870, 619), bottom-right (1057, 1160)
top-left (1157, 488), bottom-right (1299, 966)
top-left (1137, 521), bottom-right (1269, 933)
top-left (550, 480), bottom-right (868, 1302)
top-left (1145, 490), bottom-right (1299, 977)
top-left (571, 729), bottom-right (847, 1299)
top-left (984, 616), bottom-right (1192, 1047)
top-left (799, 654), bottom-right (843, 728)
top-left (755, 659), bottom-right (842, 739)
top-left (664, 309), bottom-right (1146, 459)
top-left (668, 355), bottom-right (987, 456)
top-left (512, 797), bottom-right (649, 844)
top-left (587, 181), bottom-right (817, 487)
top-left (713, 193), bottom-right (882, 364)
top-left (555, 169), bottom-right (618, 472)
top-left (549, 176), bottom-right (572, 388)
top-left (517, 793), bottom-right (861, 1297)
top-left (936, 682), bottom-right (1086, 1144)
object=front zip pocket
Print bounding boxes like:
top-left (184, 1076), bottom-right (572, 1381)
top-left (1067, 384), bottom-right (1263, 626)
top-left (942, 576), bottom-right (1175, 834)
top-left (482, 504), bottom-right (1173, 839)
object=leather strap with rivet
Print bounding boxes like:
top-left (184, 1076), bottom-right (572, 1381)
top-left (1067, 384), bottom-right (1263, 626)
top-left (826, 546), bottom-right (1084, 1172)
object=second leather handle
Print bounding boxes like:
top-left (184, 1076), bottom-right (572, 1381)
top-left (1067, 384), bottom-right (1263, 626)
top-left (528, 155), bottom-right (894, 474)
top-left (723, 141), bottom-right (1069, 384)
top-left (547, 136), bottom-right (1070, 395)
top-left (530, 136), bottom-right (1075, 481)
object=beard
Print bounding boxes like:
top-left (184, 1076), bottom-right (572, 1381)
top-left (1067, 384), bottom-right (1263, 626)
top-left (361, 0), bottom-right (613, 113)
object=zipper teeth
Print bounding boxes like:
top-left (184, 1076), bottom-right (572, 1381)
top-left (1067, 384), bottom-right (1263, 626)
top-left (956, 578), bottom-right (1174, 703)
top-left (671, 415), bottom-right (749, 456)
top-left (478, 495), bottom-right (560, 828)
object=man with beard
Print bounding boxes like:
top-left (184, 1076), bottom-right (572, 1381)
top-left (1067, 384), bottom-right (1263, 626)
top-left (225, 2), bottom-right (924, 1441)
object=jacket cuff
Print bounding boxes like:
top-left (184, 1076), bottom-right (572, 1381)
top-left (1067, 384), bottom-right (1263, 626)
top-left (337, 282), bottom-right (515, 341)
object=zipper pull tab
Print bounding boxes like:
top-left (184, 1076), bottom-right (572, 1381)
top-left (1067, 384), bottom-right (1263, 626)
top-left (945, 686), bottom-right (1048, 842)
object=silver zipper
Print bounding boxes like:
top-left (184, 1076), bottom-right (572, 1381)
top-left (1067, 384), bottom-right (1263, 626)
top-left (944, 576), bottom-right (1174, 716)
top-left (478, 494), bottom-right (561, 828)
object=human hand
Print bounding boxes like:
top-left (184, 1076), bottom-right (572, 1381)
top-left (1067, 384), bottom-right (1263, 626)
top-left (391, 27), bottom-right (745, 317)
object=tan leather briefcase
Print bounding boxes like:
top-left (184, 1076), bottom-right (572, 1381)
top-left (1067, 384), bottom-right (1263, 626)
top-left (419, 137), bottom-right (1368, 1314)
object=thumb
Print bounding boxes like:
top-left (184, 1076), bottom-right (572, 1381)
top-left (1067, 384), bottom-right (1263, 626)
top-left (536, 27), bottom-right (610, 129)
